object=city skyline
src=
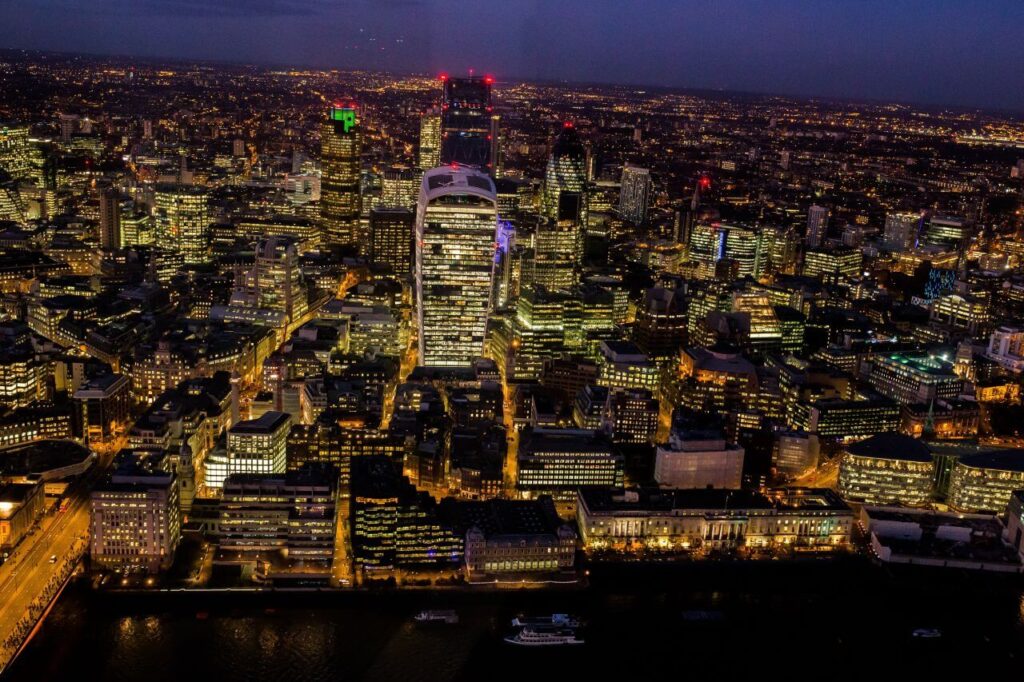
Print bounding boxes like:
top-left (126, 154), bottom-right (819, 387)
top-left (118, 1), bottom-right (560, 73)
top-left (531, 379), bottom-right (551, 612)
top-left (1, 1), bottom-right (1024, 112)
top-left (2, 11), bottom-right (1024, 676)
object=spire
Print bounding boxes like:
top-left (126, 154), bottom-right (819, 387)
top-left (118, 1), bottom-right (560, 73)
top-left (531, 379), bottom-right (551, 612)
top-left (922, 398), bottom-right (936, 440)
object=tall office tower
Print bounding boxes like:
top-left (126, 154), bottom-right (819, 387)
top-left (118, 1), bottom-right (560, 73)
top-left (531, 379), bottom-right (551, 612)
top-left (58, 113), bottom-right (78, 142)
top-left (688, 223), bottom-right (766, 281)
top-left (806, 204), bottom-right (829, 247)
top-left (320, 104), bottom-right (363, 248)
top-left (416, 166), bottom-right (498, 367)
top-left (99, 186), bottom-right (121, 249)
top-left (883, 211), bottom-right (922, 251)
top-left (439, 75), bottom-right (496, 172)
top-left (121, 210), bottom-right (154, 246)
top-left (533, 192), bottom-right (584, 289)
top-left (490, 113), bottom-right (503, 176)
top-left (370, 207), bottom-right (415, 274)
top-left (0, 122), bottom-right (33, 181)
top-left (154, 184), bottom-right (210, 265)
top-left (380, 167), bottom-right (419, 211)
top-left (418, 107), bottom-right (441, 171)
top-left (618, 164), bottom-right (651, 226)
top-left (543, 122), bottom-right (588, 221)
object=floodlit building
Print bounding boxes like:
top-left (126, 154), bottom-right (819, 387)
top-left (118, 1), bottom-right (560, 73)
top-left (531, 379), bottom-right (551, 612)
top-left (415, 165), bottom-right (498, 367)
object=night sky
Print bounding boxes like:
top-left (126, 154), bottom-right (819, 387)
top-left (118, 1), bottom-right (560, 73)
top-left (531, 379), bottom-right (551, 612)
top-left (2, 0), bottom-right (1023, 111)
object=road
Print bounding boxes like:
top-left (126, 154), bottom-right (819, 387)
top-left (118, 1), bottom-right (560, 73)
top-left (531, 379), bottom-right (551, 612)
top-left (0, 448), bottom-right (111, 670)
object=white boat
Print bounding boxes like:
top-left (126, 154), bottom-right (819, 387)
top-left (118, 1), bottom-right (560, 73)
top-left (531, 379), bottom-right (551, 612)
top-left (511, 613), bottom-right (581, 628)
top-left (414, 609), bottom-right (459, 625)
top-left (504, 626), bottom-right (584, 647)
top-left (912, 628), bottom-right (942, 639)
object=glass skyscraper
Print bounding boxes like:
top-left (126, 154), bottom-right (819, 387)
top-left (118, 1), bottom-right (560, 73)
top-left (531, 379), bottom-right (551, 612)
top-left (154, 184), bottom-right (210, 265)
top-left (416, 166), bottom-right (498, 367)
top-left (440, 76), bottom-right (496, 172)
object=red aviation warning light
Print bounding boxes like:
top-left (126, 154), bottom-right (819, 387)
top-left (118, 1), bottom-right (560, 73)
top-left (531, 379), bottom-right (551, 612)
top-left (699, 175), bottom-right (712, 191)
top-left (563, 121), bottom-right (574, 129)
top-left (438, 73), bottom-right (449, 81)
top-left (484, 75), bottom-right (494, 85)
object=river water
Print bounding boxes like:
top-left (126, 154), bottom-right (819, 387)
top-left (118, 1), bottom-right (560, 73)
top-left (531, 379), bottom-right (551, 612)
top-left (6, 559), bottom-right (1023, 680)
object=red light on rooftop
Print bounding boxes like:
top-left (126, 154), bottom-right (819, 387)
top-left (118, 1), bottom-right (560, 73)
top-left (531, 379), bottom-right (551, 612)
top-left (484, 75), bottom-right (494, 85)
top-left (439, 73), bottom-right (449, 81)
top-left (563, 121), bottom-right (574, 129)
top-left (699, 175), bottom-right (712, 190)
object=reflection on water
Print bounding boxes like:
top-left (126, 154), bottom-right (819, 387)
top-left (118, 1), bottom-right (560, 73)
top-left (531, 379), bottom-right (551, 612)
top-left (9, 562), bottom-right (1024, 680)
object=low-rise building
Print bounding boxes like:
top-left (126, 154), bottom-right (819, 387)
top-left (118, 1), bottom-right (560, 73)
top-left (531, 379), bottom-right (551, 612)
top-left (862, 505), bottom-right (1021, 573)
top-left (215, 464), bottom-right (338, 582)
top-left (947, 450), bottom-right (1024, 513)
top-left (654, 429), bottom-right (744, 490)
top-left (0, 481), bottom-right (45, 549)
top-left (90, 455), bottom-right (181, 574)
top-left (837, 432), bottom-right (934, 506)
top-left (440, 496), bottom-right (576, 580)
top-left (577, 487), bottom-right (852, 553)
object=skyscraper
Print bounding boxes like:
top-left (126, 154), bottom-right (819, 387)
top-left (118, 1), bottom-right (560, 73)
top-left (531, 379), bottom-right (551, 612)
top-left (0, 122), bottom-right (33, 181)
top-left (370, 206), bottom-right (415, 274)
top-left (418, 107), bottom-right (441, 171)
top-left (99, 186), bottom-right (121, 249)
top-left (416, 166), bottom-right (498, 367)
top-left (320, 104), bottom-right (362, 248)
top-left (440, 75), bottom-right (496, 172)
top-left (533, 192), bottom-right (584, 289)
top-left (618, 164), bottom-right (651, 225)
top-left (154, 184), bottom-right (210, 265)
top-left (543, 122), bottom-right (588, 222)
top-left (806, 204), bottom-right (829, 247)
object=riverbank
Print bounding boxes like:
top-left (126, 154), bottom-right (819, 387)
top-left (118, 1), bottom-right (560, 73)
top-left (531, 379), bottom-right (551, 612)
top-left (6, 556), bottom-right (1023, 680)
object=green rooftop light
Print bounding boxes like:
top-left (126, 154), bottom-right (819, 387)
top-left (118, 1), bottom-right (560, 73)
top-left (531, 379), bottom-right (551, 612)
top-left (330, 107), bottom-right (357, 133)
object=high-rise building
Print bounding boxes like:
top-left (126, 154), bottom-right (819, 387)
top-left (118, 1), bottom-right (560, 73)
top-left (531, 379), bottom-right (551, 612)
top-left (440, 75), bottom-right (496, 171)
top-left (154, 184), bottom-right (210, 265)
top-left (320, 104), bottom-right (363, 248)
top-left (883, 211), bottom-right (922, 251)
top-left (418, 107), bottom-right (441, 171)
top-left (543, 122), bottom-right (588, 222)
top-left (688, 222), bottom-right (767, 281)
top-left (533, 192), bottom-right (584, 289)
top-left (212, 236), bottom-right (311, 331)
top-left (99, 186), bottom-right (121, 249)
top-left (0, 122), bottom-right (34, 181)
top-left (369, 207), bottom-right (415, 274)
top-left (380, 167), bottom-right (419, 211)
top-left (618, 164), bottom-right (651, 225)
top-left (806, 204), bottom-right (829, 247)
top-left (205, 411), bottom-right (291, 490)
top-left (416, 165), bottom-right (498, 367)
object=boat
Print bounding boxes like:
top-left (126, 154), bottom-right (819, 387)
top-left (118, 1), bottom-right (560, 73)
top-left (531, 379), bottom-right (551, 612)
top-left (511, 613), bottom-right (581, 628)
top-left (504, 626), bottom-right (584, 647)
top-left (912, 628), bottom-right (942, 639)
top-left (414, 609), bottom-right (459, 625)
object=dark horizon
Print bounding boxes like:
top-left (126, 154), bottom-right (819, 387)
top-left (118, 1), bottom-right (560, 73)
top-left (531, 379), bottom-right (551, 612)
top-left (2, 0), bottom-right (1023, 112)
top-left (4, 45), bottom-right (1022, 120)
